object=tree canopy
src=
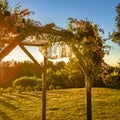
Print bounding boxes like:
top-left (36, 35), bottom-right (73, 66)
top-left (111, 3), bottom-right (120, 45)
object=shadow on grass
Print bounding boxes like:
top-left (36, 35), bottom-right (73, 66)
top-left (0, 110), bottom-right (13, 120)
top-left (1, 94), bottom-right (16, 100)
top-left (15, 94), bottom-right (32, 100)
top-left (0, 98), bottom-right (18, 110)
top-left (24, 92), bottom-right (41, 98)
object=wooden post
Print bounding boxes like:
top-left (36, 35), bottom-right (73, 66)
top-left (85, 77), bottom-right (92, 120)
top-left (42, 47), bottom-right (47, 120)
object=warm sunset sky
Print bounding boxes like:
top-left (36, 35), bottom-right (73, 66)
top-left (3, 0), bottom-right (120, 67)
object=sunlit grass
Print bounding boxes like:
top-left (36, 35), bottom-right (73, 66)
top-left (0, 88), bottom-right (119, 120)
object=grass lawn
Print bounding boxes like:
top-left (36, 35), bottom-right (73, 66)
top-left (0, 88), bottom-right (120, 120)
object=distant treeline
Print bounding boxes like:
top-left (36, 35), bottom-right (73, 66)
top-left (0, 59), bottom-right (119, 89)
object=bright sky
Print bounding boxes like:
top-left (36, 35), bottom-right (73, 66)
top-left (3, 0), bottom-right (120, 67)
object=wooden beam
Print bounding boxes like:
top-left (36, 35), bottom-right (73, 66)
top-left (0, 40), bottom-right (19, 61)
top-left (29, 25), bottom-right (74, 39)
top-left (21, 42), bottom-right (47, 46)
top-left (19, 44), bottom-right (42, 71)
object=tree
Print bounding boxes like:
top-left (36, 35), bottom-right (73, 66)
top-left (15, 61), bottom-right (42, 78)
top-left (63, 58), bottom-right (85, 88)
top-left (47, 61), bottom-right (68, 89)
top-left (111, 3), bottom-right (120, 45)
top-left (104, 67), bottom-right (120, 88)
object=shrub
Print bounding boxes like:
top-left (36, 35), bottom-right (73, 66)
top-left (14, 86), bottom-right (24, 94)
top-left (0, 88), bottom-right (4, 95)
top-left (34, 85), bottom-right (42, 92)
top-left (13, 76), bottom-right (42, 91)
top-left (25, 86), bottom-right (32, 91)
top-left (104, 73), bottom-right (120, 88)
top-left (49, 85), bottom-right (54, 91)
top-left (6, 87), bottom-right (14, 94)
top-left (56, 86), bottom-right (62, 89)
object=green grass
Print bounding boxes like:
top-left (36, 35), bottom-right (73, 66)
top-left (0, 88), bottom-right (120, 120)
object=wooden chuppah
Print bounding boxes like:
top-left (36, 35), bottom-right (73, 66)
top-left (0, 22), bottom-right (94, 120)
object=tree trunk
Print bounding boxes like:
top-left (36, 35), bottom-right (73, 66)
top-left (85, 77), bottom-right (92, 120)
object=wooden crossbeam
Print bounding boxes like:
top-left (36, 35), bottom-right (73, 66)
top-left (19, 44), bottom-right (42, 71)
top-left (0, 25), bottom-right (73, 61)
top-left (0, 39), bottom-right (19, 61)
